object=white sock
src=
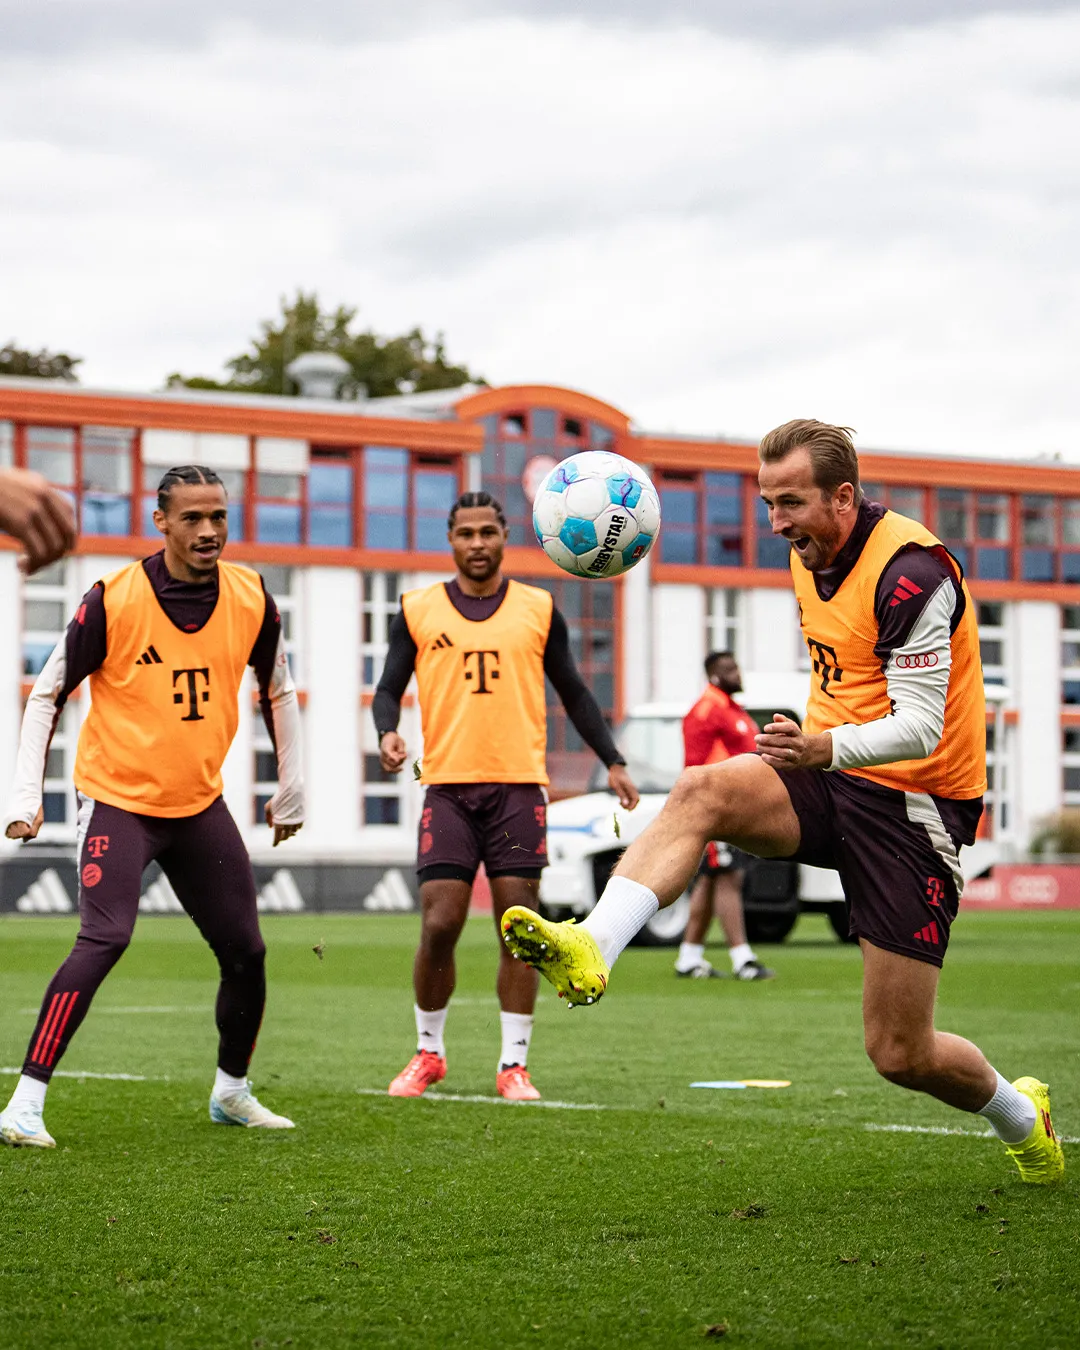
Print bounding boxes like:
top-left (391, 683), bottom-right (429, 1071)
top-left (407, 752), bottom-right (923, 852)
top-left (977, 1069), bottom-right (1037, 1143)
top-left (6, 1074), bottom-right (47, 1114)
top-left (214, 1068), bottom-right (248, 1097)
top-left (581, 877), bottom-right (660, 967)
top-left (729, 943), bottom-right (755, 973)
top-left (415, 1004), bottom-right (448, 1057)
top-left (675, 942), bottom-right (705, 972)
top-left (499, 1012), bottom-right (534, 1070)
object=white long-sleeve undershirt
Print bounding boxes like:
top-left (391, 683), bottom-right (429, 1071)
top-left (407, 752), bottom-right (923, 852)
top-left (827, 578), bottom-right (955, 772)
top-left (265, 631), bottom-right (305, 826)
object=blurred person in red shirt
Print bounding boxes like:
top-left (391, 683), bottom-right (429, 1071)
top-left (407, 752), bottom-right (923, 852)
top-left (675, 652), bottom-right (775, 981)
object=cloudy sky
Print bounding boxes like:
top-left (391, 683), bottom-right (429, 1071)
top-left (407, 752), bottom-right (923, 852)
top-left (1, 1), bottom-right (1078, 457)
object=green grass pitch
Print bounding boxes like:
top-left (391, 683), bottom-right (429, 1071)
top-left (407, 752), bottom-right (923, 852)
top-left (1, 910), bottom-right (1077, 1348)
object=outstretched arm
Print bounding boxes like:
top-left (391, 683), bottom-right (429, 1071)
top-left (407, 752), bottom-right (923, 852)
top-left (543, 607), bottom-right (638, 809)
top-left (372, 609), bottom-right (418, 774)
top-left (5, 583), bottom-right (107, 837)
top-left (250, 587), bottom-right (304, 846)
top-left (0, 467), bottom-right (77, 574)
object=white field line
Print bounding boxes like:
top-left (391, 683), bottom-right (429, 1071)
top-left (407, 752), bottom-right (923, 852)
top-left (356, 1087), bottom-right (606, 1111)
top-left (18, 1006), bottom-right (207, 1016)
top-left (1, 1067), bottom-right (1072, 1141)
top-left (0, 1066), bottom-right (168, 1081)
top-left (865, 1122), bottom-right (1080, 1144)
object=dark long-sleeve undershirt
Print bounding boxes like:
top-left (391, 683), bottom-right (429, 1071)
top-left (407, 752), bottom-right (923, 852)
top-left (372, 584), bottom-right (625, 770)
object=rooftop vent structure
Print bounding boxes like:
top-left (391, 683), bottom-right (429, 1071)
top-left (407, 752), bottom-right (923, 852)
top-left (285, 350), bottom-right (354, 400)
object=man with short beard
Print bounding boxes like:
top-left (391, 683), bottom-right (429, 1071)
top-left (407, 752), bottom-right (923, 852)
top-left (374, 491), bottom-right (638, 1101)
top-left (504, 421), bottom-right (1063, 1185)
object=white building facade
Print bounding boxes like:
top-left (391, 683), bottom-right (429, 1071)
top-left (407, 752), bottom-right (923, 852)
top-left (1, 377), bottom-right (1076, 889)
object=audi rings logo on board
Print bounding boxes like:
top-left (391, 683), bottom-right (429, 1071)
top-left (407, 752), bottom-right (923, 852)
top-left (1006, 874), bottom-right (1059, 905)
top-left (895, 652), bottom-right (939, 669)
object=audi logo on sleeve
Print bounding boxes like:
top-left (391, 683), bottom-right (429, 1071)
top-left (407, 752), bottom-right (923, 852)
top-left (895, 652), bottom-right (939, 669)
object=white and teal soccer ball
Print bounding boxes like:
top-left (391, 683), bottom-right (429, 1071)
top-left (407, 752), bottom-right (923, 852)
top-left (532, 451), bottom-right (661, 580)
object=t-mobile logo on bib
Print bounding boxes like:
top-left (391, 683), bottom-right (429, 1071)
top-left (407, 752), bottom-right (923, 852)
top-left (463, 650), bottom-right (500, 694)
top-left (172, 667), bottom-right (211, 721)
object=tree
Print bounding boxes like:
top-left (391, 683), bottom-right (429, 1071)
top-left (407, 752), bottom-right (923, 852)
top-left (1, 343), bottom-right (81, 381)
top-left (166, 292), bottom-right (483, 399)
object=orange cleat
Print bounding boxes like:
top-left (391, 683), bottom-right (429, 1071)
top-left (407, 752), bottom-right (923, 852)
top-left (496, 1064), bottom-right (541, 1101)
top-left (388, 1050), bottom-right (447, 1097)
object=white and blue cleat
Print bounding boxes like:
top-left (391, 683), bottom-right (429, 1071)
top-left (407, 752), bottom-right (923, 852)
top-left (0, 1104), bottom-right (56, 1149)
top-left (209, 1088), bottom-right (295, 1130)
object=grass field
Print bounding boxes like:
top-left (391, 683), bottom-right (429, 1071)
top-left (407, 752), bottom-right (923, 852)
top-left (1, 910), bottom-right (1077, 1349)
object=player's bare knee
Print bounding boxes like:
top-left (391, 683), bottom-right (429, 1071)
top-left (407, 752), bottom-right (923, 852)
top-left (667, 766), bottom-right (727, 834)
top-left (421, 907), bottom-right (466, 953)
top-left (865, 1029), bottom-right (931, 1087)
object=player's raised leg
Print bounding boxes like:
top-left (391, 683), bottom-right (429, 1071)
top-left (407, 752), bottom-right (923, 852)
top-left (162, 798), bottom-right (293, 1129)
top-left (1, 799), bottom-right (149, 1148)
top-left (861, 942), bottom-right (1063, 1183)
top-left (503, 755), bottom-right (800, 1004)
top-left (388, 876), bottom-right (470, 1097)
top-left (491, 874), bottom-right (541, 1100)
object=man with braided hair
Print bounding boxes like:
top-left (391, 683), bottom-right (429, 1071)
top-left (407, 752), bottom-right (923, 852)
top-left (1, 466), bottom-right (304, 1148)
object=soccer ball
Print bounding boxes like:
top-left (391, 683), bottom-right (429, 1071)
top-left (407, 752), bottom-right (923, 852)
top-left (532, 451), bottom-right (661, 579)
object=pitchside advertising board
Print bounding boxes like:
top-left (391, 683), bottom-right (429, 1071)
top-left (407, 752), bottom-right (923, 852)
top-left (0, 851), bottom-right (424, 916)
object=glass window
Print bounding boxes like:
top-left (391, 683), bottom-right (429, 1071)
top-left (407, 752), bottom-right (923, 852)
top-left (82, 495), bottom-right (130, 536)
top-left (25, 600), bottom-right (66, 630)
top-left (936, 488), bottom-right (969, 542)
top-left (1062, 500), bottom-right (1080, 547)
top-left (23, 641), bottom-right (57, 676)
top-left (1022, 550), bottom-right (1054, 582)
top-left (309, 508), bottom-right (351, 547)
top-left (415, 469), bottom-right (456, 552)
top-left (890, 487), bottom-right (925, 521)
top-left (589, 422), bottom-right (615, 449)
top-left (1063, 554), bottom-right (1080, 584)
top-left (82, 427), bottom-right (133, 491)
top-left (660, 485), bottom-right (697, 526)
top-left (705, 475), bottom-right (743, 564)
top-left (364, 796), bottom-right (401, 825)
top-left (861, 481), bottom-right (883, 504)
top-left (26, 426), bottom-right (75, 486)
top-left (756, 497), bottom-right (791, 569)
top-left (530, 408), bottom-right (557, 440)
top-left (977, 547), bottom-right (1010, 581)
top-left (365, 448), bottom-right (408, 549)
top-left (43, 792), bottom-right (68, 824)
top-left (0, 420), bottom-right (13, 467)
top-left (257, 472), bottom-right (302, 501)
top-left (255, 503), bottom-right (301, 545)
top-left (1063, 605), bottom-right (1080, 631)
top-left (309, 462), bottom-right (352, 505)
top-left (1021, 495), bottom-right (1054, 546)
top-left (977, 494), bottom-right (1009, 542)
top-left (308, 460), bottom-right (353, 547)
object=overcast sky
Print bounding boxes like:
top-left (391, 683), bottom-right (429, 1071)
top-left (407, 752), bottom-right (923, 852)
top-left (1, 1), bottom-right (1077, 457)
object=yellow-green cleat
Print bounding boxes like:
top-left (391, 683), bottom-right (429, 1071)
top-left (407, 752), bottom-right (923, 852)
top-left (501, 907), bottom-right (609, 1007)
top-left (1005, 1077), bottom-right (1064, 1184)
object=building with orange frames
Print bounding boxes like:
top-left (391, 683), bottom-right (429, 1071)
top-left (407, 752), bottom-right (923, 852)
top-left (1, 373), bottom-right (1077, 896)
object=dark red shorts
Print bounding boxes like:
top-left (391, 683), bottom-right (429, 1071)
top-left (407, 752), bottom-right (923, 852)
top-left (778, 769), bottom-right (983, 967)
top-left (417, 783), bottom-right (548, 884)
